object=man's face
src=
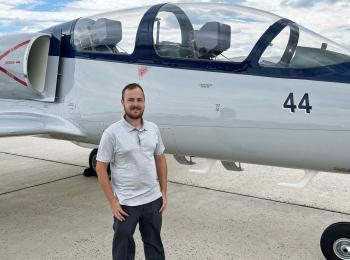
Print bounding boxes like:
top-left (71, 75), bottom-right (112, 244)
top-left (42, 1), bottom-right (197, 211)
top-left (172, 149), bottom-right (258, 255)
top-left (122, 87), bottom-right (145, 119)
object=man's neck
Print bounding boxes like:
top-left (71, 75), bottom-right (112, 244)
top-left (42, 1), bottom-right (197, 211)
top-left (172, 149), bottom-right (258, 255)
top-left (124, 115), bottom-right (143, 129)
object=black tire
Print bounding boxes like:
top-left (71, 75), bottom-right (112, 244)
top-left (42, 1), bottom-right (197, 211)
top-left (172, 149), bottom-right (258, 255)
top-left (320, 222), bottom-right (350, 260)
top-left (89, 148), bottom-right (98, 172)
top-left (83, 167), bottom-right (96, 177)
top-left (87, 148), bottom-right (111, 178)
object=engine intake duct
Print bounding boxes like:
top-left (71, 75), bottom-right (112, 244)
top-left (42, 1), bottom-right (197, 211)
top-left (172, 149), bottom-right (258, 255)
top-left (0, 33), bottom-right (54, 100)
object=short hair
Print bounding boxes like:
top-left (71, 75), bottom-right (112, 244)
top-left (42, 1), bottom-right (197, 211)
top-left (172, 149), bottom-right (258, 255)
top-left (121, 83), bottom-right (145, 101)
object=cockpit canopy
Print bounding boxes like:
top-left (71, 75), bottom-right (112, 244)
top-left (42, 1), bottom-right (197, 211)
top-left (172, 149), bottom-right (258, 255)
top-left (74, 6), bottom-right (149, 54)
top-left (75, 18), bottom-right (122, 53)
top-left (73, 3), bottom-right (350, 69)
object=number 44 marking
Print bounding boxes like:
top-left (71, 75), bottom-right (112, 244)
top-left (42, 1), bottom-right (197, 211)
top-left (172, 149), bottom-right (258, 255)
top-left (283, 93), bottom-right (312, 113)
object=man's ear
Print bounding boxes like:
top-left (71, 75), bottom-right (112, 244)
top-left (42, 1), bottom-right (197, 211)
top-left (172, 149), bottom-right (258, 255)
top-left (121, 99), bottom-right (124, 105)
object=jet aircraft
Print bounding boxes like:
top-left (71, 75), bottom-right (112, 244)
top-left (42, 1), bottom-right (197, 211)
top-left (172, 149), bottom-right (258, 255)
top-left (0, 3), bottom-right (350, 259)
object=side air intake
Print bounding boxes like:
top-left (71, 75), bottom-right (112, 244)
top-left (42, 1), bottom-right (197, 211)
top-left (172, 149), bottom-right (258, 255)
top-left (0, 33), bottom-right (58, 101)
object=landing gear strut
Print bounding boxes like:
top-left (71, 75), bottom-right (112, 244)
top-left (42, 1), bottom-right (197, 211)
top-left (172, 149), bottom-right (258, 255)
top-left (321, 222), bottom-right (350, 260)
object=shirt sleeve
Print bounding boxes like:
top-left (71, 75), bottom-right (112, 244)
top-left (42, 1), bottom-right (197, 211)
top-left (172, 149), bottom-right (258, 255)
top-left (154, 126), bottom-right (165, 155)
top-left (96, 131), bottom-right (115, 163)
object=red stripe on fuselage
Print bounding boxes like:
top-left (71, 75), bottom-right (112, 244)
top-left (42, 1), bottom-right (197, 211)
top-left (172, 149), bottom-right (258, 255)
top-left (0, 40), bottom-right (30, 61)
top-left (0, 67), bottom-right (28, 87)
top-left (0, 40), bottom-right (30, 87)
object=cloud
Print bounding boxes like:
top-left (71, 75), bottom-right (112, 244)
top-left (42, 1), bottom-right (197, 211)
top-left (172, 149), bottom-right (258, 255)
top-left (0, 0), bottom-right (349, 49)
top-left (64, 0), bottom-right (163, 11)
top-left (0, 0), bottom-right (209, 34)
top-left (281, 0), bottom-right (345, 8)
top-left (240, 0), bottom-right (350, 47)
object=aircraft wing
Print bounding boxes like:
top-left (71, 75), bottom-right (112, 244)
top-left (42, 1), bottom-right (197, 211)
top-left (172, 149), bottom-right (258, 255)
top-left (0, 111), bottom-right (84, 137)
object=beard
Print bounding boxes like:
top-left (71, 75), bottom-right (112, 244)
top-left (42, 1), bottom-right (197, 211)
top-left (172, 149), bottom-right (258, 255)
top-left (124, 106), bottom-right (144, 119)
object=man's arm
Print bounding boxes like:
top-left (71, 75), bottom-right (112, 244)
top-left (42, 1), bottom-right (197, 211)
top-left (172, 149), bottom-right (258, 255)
top-left (154, 154), bottom-right (167, 213)
top-left (96, 161), bottom-right (128, 221)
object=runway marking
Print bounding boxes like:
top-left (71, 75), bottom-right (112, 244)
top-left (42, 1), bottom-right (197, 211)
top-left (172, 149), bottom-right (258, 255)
top-left (0, 152), bottom-right (88, 196)
top-left (0, 152), bottom-right (87, 168)
top-left (1, 151), bottom-right (349, 216)
top-left (0, 173), bottom-right (83, 196)
top-left (169, 181), bottom-right (350, 216)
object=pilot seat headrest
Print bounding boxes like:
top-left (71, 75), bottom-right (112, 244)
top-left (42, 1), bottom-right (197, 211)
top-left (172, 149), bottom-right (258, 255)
top-left (75, 18), bottom-right (95, 50)
top-left (90, 18), bottom-right (122, 48)
top-left (195, 21), bottom-right (231, 59)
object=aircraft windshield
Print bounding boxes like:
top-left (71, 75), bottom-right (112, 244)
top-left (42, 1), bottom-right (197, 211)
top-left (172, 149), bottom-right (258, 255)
top-left (73, 6), bottom-right (149, 54)
top-left (154, 3), bottom-right (350, 68)
top-left (259, 24), bottom-right (350, 68)
top-left (153, 3), bottom-right (281, 62)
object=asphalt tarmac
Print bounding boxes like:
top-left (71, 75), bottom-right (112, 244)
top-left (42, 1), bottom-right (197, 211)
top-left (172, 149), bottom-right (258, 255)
top-left (1, 136), bottom-right (350, 260)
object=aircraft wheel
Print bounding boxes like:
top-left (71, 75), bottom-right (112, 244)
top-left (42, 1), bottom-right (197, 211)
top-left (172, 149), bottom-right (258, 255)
top-left (320, 222), bottom-right (350, 260)
top-left (89, 148), bottom-right (98, 172)
top-left (83, 149), bottom-right (98, 177)
top-left (84, 148), bottom-right (110, 178)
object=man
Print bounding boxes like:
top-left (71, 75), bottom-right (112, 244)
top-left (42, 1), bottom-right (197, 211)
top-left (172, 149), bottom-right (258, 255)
top-left (96, 83), bottom-right (167, 260)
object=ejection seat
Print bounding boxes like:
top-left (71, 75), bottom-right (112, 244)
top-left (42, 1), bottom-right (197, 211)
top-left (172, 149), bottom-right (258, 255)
top-left (90, 18), bottom-right (122, 53)
top-left (155, 41), bottom-right (195, 58)
top-left (74, 18), bottom-right (95, 51)
top-left (194, 21), bottom-right (231, 59)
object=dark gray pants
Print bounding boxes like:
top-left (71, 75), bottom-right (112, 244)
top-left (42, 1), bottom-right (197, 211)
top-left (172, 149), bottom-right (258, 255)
top-left (112, 197), bottom-right (165, 260)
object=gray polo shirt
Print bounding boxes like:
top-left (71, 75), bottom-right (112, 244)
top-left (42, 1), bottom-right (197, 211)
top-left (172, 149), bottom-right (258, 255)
top-left (96, 117), bottom-right (165, 206)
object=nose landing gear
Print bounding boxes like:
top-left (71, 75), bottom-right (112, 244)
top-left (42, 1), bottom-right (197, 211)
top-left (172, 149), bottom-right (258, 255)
top-left (83, 148), bottom-right (98, 176)
top-left (321, 222), bottom-right (350, 260)
top-left (83, 148), bottom-right (110, 177)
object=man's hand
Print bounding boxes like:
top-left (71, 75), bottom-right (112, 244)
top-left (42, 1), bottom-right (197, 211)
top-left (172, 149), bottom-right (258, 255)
top-left (96, 161), bottom-right (128, 221)
top-left (111, 199), bottom-right (129, 221)
top-left (159, 193), bottom-right (167, 214)
top-left (155, 154), bottom-right (168, 214)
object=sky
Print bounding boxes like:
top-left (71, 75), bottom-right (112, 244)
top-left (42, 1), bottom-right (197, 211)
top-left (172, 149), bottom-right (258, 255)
top-left (0, 0), bottom-right (349, 48)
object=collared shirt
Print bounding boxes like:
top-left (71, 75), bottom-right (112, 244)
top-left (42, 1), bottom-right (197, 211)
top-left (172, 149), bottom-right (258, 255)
top-left (96, 117), bottom-right (165, 206)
